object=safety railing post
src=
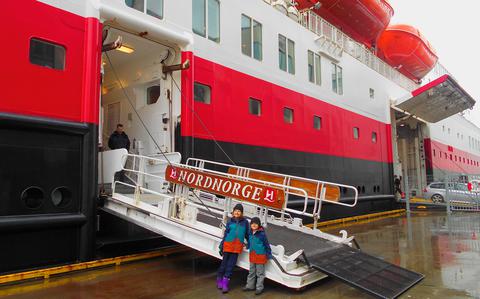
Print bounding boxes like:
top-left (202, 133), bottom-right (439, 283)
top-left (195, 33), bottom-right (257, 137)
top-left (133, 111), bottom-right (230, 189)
top-left (405, 174), bottom-right (411, 215)
top-left (445, 175), bottom-right (451, 214)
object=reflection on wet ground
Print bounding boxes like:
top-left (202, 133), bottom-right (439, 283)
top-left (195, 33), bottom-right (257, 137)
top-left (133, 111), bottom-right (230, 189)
top-left (1, 211), bottom-right (479, 299)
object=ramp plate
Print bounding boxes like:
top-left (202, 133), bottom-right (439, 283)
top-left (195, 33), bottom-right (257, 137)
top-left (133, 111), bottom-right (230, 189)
top-left (308, 246), bottom-right (423, 299)
top-left (267, 224), bottom-right (423, 299)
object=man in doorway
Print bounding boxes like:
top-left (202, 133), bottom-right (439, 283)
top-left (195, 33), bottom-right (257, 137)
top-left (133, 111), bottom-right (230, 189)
top-left (108, 123), bottom-right (130, 151)
top-left (108, 124), bottom-right (130, 182)
top-left (394, 175), bottom-right (402, 200)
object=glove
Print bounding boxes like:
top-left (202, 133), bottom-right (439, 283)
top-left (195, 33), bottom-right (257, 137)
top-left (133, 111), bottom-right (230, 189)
top-left (219, 249), bottom-right (223, 256)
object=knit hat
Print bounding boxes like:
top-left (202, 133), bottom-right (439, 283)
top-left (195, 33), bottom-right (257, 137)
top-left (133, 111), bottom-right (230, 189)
top-left (250, 217), bottom-right (261, 227)
top-left (233, 203), bottom-right (244, 213)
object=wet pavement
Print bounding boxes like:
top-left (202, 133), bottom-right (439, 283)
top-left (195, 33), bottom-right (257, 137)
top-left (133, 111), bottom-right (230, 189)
top-left (1, 211), bottom-right (479, 299)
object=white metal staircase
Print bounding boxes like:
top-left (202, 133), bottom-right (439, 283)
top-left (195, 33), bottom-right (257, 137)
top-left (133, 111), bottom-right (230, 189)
top-left (101, 153), bottom-right (423, 298)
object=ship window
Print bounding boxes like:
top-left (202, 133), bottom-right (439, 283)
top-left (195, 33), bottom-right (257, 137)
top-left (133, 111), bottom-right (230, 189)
top-left (433, 149), bottom-right (436, 157)
top-left (315, 52), bottom-right (321, 85)
top-left (249, 98), bottom-right (261, 116)
top-left (369, 88), bottom-right (375, 99)
top-left (241, 15), bottom-right (252, 57)
top-left (51, 187), bottom-right (72, 208)
top-left (146, 85), bottom-right (160, 105)
top-left (307, 50), bottom-right (321, 85)
top-left (279, 35), bottom-right (294, 74)
top-left (192, 0), bottom-right (206, 36)
top-left (29, 38), bottom-right (65, 70)
top-left (125, 0), bottom-right (164, 19)
top-left (331, 63), bottom-right (343, 95)
top-left (353, 127), bottom-right (359, 139)
top-left (372, 132), bottom-right (377, 143)
top-left (192, 0), bottom-right (220, 42)
top-left (284, 108), bottom-right (294, 124)
top-left (287, 39), bottom-right (295, 74)
top-left (147, 0), bottom-right (163, 19)
top-left (278, 35), bottom-right (287, 71)
top-left (125, 0), bottom-right (144, 11)
top-left (313, 115), bottom-right (322, 130)
top-left (208, 0), bottom-right (220, 42)
top-left (194, 82), bottom-right (211, 104)
top-left (308, 51), bottom-right (314, 82)
top-left (21, 187), bottom-right (44, 209)
top-left (241, 15), bottom-right (262, 60)
top-left (252, 20), bottom-right (262, 60)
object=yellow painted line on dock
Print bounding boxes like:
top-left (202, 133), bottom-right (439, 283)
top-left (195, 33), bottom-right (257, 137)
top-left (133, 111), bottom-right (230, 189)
top-left (410, 197), bottom-right (433, 203)
top-left (306, 209), bottom-right (406, 229)
top-left (0, 246), bottom-right (191, 285)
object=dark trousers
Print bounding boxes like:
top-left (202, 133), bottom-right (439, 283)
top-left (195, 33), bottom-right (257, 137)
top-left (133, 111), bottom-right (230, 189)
top-left (217, 252), bottom-right (239, 278)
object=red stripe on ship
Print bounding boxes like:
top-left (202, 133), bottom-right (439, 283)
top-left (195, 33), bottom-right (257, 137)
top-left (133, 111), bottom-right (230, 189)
top-left (181, 54), bottom-right (393, 164)
top-left (424, 138), bottom-right (480, 174)
top-left (0, 1), bottom-right (101, 124)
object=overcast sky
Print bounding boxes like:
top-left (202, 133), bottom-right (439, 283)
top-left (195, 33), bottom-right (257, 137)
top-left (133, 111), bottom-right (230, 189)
top-left (388, 0), bottom-right (480, 127)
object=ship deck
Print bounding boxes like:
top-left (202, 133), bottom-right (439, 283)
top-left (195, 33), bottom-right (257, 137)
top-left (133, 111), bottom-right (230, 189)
top-left (1, 211), bottom-right (479, 299)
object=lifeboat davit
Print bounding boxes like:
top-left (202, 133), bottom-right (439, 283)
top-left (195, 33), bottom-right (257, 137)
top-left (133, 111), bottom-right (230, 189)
top-left (295, 0), bottom-right (394, 47)
top-left (377, 24), bottom-right (438, 82)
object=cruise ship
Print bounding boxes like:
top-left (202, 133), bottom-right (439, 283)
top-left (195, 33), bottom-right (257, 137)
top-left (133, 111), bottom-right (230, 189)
top-left (0, 0), bottom-right (478, 275)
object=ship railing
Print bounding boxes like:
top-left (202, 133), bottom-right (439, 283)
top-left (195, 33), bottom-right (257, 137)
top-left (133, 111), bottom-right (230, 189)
top-left (186, 158), bottom-right (359, 227)
top-left (299, 10), bottom-right (418, 91)
top-left (113, 153), bottom-right (358, 227)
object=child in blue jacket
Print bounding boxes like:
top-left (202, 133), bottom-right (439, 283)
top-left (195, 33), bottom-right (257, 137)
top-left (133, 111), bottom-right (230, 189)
top-left (217, 203), bottom-right (249, 293)
top-left (243, 217), bottom-right (272, 295)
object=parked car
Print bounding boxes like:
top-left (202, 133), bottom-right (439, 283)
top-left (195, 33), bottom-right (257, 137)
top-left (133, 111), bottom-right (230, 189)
top-left (424, 182), bottom-right (479, 203)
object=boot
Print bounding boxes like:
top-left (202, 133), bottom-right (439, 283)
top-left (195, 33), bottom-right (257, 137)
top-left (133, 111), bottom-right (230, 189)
top-left (216, 277), bottom-right (223, 289)
top-left (221, 277), bottom-right (230, 293)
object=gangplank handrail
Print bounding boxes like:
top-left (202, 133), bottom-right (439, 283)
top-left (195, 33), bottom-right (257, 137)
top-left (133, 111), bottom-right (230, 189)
top-left (186, 158), bottom-right (359, 207)
top-left (120, 154), bottom-right (313, 215)
top-left (186, 158), bottom-right (358, 225)
top-left (116, 154), bottom-right (358, 223)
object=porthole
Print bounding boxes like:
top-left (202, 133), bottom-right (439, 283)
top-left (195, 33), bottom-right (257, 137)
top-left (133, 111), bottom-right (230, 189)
top-left (51, 187), bottom-right (72, 207)
top-left (21, 186), bottom-right (44, 209)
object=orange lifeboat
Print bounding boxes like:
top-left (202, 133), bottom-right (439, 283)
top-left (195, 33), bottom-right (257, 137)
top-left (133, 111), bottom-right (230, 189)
top-left (295, 0), bottom-right (394, 47)
top-left (377, 24), bottom-right (438, 81)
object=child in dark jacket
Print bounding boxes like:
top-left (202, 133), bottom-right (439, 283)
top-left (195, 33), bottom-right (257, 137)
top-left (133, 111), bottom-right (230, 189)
top-left (243, 217), bottom-right (272, 295)
top-left (217, 203), bottom-right (250, 293)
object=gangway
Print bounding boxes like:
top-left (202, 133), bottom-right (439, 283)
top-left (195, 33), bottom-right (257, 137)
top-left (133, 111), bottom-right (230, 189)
top-left (101, 153), bottom-right (423, 299)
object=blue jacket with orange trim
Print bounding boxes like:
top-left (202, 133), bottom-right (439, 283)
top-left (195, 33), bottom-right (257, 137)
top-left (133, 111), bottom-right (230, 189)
top-left (248, 227), bottom-right (272, 264)
top-left (219, 217), bottom-right (250, 254)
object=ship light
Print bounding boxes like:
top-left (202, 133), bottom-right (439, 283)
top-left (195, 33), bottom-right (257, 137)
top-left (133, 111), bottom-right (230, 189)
top-left (116, 45), bottom-right (135, 54)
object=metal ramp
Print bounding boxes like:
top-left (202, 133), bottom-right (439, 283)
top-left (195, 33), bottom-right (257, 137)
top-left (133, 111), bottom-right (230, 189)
top-left (102, 153), bottom-right (423, 298)
top-left (308, 247), bottom-right (424, 299)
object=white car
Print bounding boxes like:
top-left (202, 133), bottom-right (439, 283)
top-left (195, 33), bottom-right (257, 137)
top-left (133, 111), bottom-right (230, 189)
top-left (424, 182), bottom-right (479, 203)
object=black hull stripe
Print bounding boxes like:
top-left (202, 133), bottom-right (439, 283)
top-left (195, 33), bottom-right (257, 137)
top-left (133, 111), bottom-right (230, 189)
top-left (180, 137), bottom-right (397, 220)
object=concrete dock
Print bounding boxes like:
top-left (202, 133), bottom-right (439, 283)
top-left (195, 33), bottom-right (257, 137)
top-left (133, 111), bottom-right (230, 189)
top-left (1, 211), bottom-right (479, 299)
